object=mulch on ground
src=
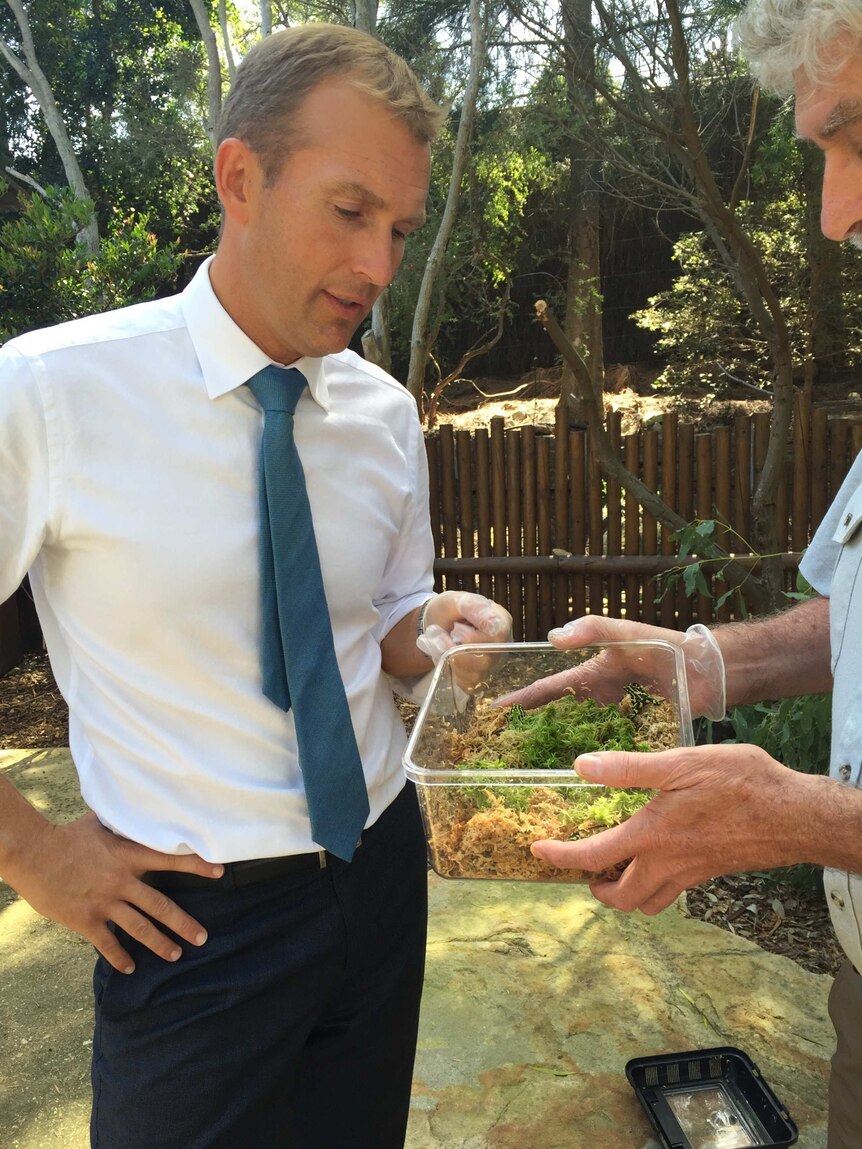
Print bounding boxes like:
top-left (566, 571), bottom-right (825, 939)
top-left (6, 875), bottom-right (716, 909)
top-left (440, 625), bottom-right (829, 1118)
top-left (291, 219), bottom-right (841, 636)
top-left (0, 652), bottom-right (843, 977)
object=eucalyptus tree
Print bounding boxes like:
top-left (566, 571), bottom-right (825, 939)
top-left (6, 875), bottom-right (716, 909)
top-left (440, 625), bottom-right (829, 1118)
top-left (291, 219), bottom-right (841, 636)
top-left (0, 0), bottom-right (99, 252)
top-left (406, 0), bottom-right (487, 402)
top-left (502, 0), bottom-right (805, 604)
top-left (188, 0), bottom-right (225, 138)
top-left (0, 0), bottom-right (220, 251)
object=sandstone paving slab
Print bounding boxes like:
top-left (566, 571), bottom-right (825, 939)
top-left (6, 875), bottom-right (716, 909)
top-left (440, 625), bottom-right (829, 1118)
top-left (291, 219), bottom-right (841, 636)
top-left (1, 750), bottom-right (835, 1148)
top-left (408, 876), bottom-right (833, 1148)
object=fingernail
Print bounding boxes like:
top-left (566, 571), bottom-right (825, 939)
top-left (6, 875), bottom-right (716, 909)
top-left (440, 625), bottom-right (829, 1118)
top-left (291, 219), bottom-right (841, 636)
top-left (575, 754), bottom-right (603, 777)
top-left (194, 931), bottom-right (207, 946)
top-left (211, 864), bottom-right (224, 877)
top-left (169, 947), bottom-right (181, 961)
top-left (548, 627), bottom-right (565, 641)
top-left (550, 621), bottom-right (579, 640)
top-left (122, 963), bottom-right (135, 975)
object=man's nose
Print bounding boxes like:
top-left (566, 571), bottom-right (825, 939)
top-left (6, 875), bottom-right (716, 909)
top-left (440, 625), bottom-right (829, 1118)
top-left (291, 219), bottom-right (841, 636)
top-left (821, 152), bottom-right (862, 242)
top-left (351, 229), bottom-right (401, 288)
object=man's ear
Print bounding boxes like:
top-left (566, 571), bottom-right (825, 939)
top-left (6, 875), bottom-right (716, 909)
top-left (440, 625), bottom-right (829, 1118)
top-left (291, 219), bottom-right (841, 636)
top-left (215, 137), bottom-right (260, 225)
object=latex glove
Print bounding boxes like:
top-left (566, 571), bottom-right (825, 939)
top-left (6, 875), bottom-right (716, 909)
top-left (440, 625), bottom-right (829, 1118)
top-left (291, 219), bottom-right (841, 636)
top-left (499, 616), bottom-right (726, 720)
top-left (416, 591), bottom-right (512, 694)
top-left (416, 590), bottom-right (513, 664)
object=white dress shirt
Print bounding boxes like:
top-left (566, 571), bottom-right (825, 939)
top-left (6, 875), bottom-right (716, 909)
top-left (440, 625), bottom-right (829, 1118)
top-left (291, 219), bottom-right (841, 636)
top-left (0, 258), bottom-right (435, 861)
top-left (801, 449), bottom-right (862, 972)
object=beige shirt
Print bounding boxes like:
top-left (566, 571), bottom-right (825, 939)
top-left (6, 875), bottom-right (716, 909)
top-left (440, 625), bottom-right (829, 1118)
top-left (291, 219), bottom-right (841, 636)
top-left (801, 449), bottom-right (862, 971)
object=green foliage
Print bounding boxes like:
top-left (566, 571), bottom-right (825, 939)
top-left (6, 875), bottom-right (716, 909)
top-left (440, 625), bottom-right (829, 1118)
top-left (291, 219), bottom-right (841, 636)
top-left (655, 518), bottom-right (751, 615)
top-left (634, 188), bottom-right (862, 395)
top-left (386, 105), bottom-right (560, 378)
top-left (0, 185), bottom-right (181, 341)
top-left (0, 0), bottom-right (218, 253)
top-left (726, 693), bottom-right (832, 777)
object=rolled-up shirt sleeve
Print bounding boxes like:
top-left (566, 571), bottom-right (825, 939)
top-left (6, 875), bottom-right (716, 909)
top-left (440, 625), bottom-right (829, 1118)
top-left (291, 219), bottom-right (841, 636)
top-left (370, 399), bottom-right (435, 642)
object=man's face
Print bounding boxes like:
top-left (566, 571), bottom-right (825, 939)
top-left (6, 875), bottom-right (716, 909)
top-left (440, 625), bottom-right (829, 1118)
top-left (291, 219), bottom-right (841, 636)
top-left (795, 46), bottom-right (862, 248)
top-left (217, 78), bottom-right (431, 365)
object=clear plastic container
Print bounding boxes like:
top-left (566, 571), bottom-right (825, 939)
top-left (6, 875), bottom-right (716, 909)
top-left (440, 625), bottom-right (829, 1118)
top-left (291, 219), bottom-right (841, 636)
top-left (403, 640), bottom-right (693, 882)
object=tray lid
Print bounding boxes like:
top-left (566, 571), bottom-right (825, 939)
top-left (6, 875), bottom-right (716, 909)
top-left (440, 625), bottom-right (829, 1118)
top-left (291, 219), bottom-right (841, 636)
top-left (625, 1046), bottom-right (798, 1149)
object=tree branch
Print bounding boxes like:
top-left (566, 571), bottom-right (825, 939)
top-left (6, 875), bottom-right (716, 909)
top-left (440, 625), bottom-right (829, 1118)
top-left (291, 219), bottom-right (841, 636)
top-left (535, 298), bottom-right (771, 613)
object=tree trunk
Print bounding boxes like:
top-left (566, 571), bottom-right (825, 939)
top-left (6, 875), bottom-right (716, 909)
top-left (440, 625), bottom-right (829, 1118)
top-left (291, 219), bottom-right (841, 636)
top-left (370, 290), bottom-right (392, 372)
top-left (187, 0), bottom-right (224, 143)
top-left (218, 0), bottom-right (237, 84)
top-left (663, 0), bottom-right (791, 604)
top-left (560, 0), bottom-right (603, 427)
top-left (1, 0), bottom-right (99, 254)
top-left (352, 0), bottom-right (378, 33)
top-left (260, 1), bottom-right (272, 37)
top-left (536, 300), bottom-right (773, 614)
top-left (350, 0), bottom-right (390, 370)
top-left (406, 0), bottom-right (486, 405)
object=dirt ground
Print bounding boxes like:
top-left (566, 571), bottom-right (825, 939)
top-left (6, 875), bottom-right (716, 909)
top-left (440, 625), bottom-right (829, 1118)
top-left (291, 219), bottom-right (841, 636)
top-left (430, 367), bottom-right (862, 435)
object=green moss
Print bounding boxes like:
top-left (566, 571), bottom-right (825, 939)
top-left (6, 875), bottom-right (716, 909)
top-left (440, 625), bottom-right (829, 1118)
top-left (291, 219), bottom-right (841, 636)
top-left (460, 696), bottom-right (649, 773)
top-left (453, 696), bottom-right (655, 819)
top-left (559, 788), bottom-right (648, 827)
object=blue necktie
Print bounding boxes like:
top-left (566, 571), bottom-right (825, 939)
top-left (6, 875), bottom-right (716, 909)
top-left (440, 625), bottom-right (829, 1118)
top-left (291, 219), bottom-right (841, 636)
top-left (247, 365), bottom-right (369, 862)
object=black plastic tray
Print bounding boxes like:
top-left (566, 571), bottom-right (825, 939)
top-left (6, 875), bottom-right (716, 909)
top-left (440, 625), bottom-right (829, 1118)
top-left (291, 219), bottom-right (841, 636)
top-left (626, 1046), bottom-right (798, 1149)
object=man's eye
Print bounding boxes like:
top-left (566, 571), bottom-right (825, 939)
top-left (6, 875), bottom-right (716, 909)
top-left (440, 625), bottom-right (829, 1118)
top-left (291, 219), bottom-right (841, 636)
top-left (334, 206), bottom-right (361, 220)
top-left (393, 228), bottom-right (407, 241)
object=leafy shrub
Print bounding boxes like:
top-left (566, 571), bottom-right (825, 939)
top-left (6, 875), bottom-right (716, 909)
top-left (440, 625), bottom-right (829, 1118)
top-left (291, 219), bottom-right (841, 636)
top-left (0, 184), bottom-right (181, 342)
top-left (727, 693), bottom-right (831, 777)
top-left (633, 191), bottom-right (862, 396)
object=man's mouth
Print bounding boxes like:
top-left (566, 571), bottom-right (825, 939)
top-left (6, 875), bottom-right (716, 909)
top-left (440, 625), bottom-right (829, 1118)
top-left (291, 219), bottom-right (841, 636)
top-left (325, 291), bottom-right (370, 314)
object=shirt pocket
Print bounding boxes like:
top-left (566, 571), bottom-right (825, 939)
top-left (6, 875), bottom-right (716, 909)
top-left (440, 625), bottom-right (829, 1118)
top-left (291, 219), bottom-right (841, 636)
top-left (830, 486), bottom-right (862, 669)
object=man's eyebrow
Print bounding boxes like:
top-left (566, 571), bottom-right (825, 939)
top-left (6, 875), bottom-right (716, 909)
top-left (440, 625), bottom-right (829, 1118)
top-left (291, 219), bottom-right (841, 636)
top-left (330, 180), bottom-right (426, 228)
top-left (820, 98), bottom-right (862, 139)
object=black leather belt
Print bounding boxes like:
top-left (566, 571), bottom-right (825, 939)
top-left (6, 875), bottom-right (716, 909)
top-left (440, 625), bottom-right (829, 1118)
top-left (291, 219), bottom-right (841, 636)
top-left (143, 849), bottom-right (331, 891)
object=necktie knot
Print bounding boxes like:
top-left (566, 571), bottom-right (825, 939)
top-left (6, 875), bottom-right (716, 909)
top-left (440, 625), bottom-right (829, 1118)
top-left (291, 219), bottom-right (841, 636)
top-left (247, 364), bottom-right (306, 415)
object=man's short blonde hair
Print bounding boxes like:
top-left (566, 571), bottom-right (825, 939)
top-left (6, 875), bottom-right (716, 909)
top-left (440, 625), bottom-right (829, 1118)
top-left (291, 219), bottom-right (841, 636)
top-left (735, 0), bottom-right (862, 95)
top-left (217, 23), bottom-right (445, 184)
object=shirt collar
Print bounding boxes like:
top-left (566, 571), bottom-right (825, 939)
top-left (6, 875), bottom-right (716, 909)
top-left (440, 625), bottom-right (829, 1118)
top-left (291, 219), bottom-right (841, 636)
top-left (180, 255), bottom-right (330, 410)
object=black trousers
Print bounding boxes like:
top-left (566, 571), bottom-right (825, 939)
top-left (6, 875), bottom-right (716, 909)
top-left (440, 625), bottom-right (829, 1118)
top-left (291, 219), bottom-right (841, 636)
top-left (90, 784), bottom-right (428, 1149)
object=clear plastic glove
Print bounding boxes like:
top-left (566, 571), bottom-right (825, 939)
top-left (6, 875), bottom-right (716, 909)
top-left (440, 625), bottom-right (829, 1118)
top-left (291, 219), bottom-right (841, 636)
top-left (416, 590), bottom-right (512, 662)
top-left (416, 590), bottom-right (513, 692)
top-left (499, 616), bottom-right (726, 720)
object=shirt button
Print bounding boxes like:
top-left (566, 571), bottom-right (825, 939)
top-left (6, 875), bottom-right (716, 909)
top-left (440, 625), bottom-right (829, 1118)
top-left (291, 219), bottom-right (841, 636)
top-left (845, 512), bottom-right (853, 526)
top-left (839, 764), bottom-right (852, 782)
top-left (832, 891), bottom-right (846, 908)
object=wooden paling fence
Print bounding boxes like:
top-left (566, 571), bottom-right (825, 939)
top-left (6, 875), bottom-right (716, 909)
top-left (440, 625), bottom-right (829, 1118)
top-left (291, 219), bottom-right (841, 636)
top-left (2, 397), bottom-right (862, 671)
top-left (427, 397), bottom-right (862, 641)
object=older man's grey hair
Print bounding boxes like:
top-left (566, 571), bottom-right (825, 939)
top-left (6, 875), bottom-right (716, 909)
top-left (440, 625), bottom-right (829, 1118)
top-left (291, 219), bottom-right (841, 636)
top-left (735, 0), bottom-right (862, 95)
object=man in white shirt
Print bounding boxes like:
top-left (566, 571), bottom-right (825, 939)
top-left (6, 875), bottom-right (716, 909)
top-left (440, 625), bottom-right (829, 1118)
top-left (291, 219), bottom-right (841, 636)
top-left (523, 4), bottom-right (862, 1146)
top-left (0, 24), bottom-right (511, 1149)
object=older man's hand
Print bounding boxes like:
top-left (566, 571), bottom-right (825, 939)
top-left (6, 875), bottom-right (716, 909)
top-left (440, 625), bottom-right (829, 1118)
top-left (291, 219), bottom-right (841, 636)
top-left (497, 615), bottom-right (726, 720)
